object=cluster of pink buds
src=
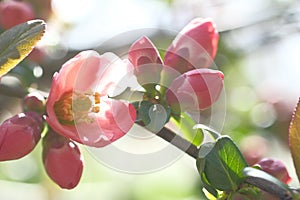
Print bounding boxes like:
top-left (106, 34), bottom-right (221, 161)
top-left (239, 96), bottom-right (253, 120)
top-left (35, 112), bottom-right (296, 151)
top-left (0, 92), bottom-right (84, 189)
top-left (0, 17), bottom-right (224, 189)
top-left (128, 18), bottom-right (223, 114)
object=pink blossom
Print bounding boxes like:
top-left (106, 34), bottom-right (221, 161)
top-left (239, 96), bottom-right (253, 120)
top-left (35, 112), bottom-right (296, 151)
top-left (0, 112), bottom-right (42, 161)
top-left (166, 69), bottom-right (224, 111)
top-left (46, 50), bottom-right (136, 147)
top-left (43, 130), bottom-right (83, 189)
top-left (0, 0), bottom-right (35, 29)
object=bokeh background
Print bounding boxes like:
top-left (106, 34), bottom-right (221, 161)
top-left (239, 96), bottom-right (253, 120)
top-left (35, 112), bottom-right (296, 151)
top-left (0, 0), bottom-right (300, 199)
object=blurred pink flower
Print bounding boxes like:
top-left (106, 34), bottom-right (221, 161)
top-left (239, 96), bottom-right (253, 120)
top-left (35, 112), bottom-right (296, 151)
top-left (240, 135), bottom-right (269, 166)
top-left (43, 130), bottom-right (83, 189)
top-left (166, 69), bottom-right (224, 111)
top-left (257, 158), bottom-right (292, 184)
top-left (46, 50), bottom-right (136, 147)
top-left (0, 112), bottom-right (42, 161)
top-left (0, 0), bottom-right (35, 29)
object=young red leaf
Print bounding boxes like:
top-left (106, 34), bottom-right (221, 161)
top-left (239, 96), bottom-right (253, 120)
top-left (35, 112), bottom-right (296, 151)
top-left (289, 98), bottom-right (300, 182)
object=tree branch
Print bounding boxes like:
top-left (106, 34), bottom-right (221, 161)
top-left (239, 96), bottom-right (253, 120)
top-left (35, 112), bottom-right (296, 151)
top-left (156, 127), bottom-right (199, 159)
top-left (0, 82), bottom-right (27, 98)
top-left (135, 121), bottom-right (199, 159)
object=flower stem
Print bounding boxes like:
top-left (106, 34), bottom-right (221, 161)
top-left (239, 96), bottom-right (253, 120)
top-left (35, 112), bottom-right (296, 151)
top-left (0, 82), bottom-right (27, 98)
top-left (156, 126), bottom-right (199, 159)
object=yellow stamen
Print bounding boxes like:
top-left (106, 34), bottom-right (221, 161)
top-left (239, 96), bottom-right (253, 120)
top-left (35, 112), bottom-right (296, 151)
top-left (54, 91), bottom-right (101, 125)
top-left (92, 106), bottom-right (100, 113)
top-left (94, 92), bottom-right (101, 104)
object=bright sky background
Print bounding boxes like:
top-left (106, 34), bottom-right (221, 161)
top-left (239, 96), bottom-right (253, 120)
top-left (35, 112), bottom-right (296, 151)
top-left (51, 0), bottom-right (276, 49)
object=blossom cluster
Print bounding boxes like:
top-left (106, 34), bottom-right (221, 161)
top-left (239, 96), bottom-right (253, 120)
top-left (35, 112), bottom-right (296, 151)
top-left (0, 5), bottom-right (292, 194)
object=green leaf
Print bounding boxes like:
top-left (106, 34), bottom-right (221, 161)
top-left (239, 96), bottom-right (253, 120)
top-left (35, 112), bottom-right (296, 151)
top-left (0, 19), bottom-right (46, 77)
top-left (10, 62), bottom-right (38, 87)
top-left (110, 87), bottom-right (144, 102)
top-left (289, 99), bottom-right (300, 182)
top-left (139, 101), bottom-right (171, 133)
top-left (194, 123), bottom-right (221, 140)
top-left (196, 136), bottom-right (248, 192)
top-left (196, 142), bottom-right (218, 197)
top-left (243, 167), bottom-right (292, 199)
top-left (201, 171), bottom-right (218, 198)
top-left (171, 113), bottom-right (204, 146)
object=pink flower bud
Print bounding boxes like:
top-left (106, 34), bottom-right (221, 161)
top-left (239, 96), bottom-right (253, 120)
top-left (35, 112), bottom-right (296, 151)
top-left (164, 18), bottom-right (219, 74)
top-left (128, 36), bottom-right (163, 85)
top-left (257, 158), bottom-right (292, 184)
top-left (0, 112), bottom-right (42, 161)
top-left (0, 0), bottom-right (35, 29)
top-left (166, 69), bottom-right (224, 112)
top-left (23, 92), bottom-right (46, 113)
top-left (129, 36), bottom-right (162, 67)
top-left (43, 130), bottom-right (83, 189)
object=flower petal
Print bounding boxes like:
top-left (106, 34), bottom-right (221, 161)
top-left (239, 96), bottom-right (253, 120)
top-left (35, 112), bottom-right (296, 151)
top-left (90, 52), bottom-right (134, 96)
top-left (74, 100), bottom-right (136, 147)
top-left (54, 50), bottom-right (100, 94)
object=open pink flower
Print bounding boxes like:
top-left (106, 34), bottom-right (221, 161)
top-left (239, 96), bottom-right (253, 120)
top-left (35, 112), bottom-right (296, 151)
top-left (46, 50), bottom-right (136, 147)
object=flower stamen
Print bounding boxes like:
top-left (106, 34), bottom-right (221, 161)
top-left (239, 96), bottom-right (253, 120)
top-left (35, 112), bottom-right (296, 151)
top-left (54, 91), bottom-right (101, 125)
